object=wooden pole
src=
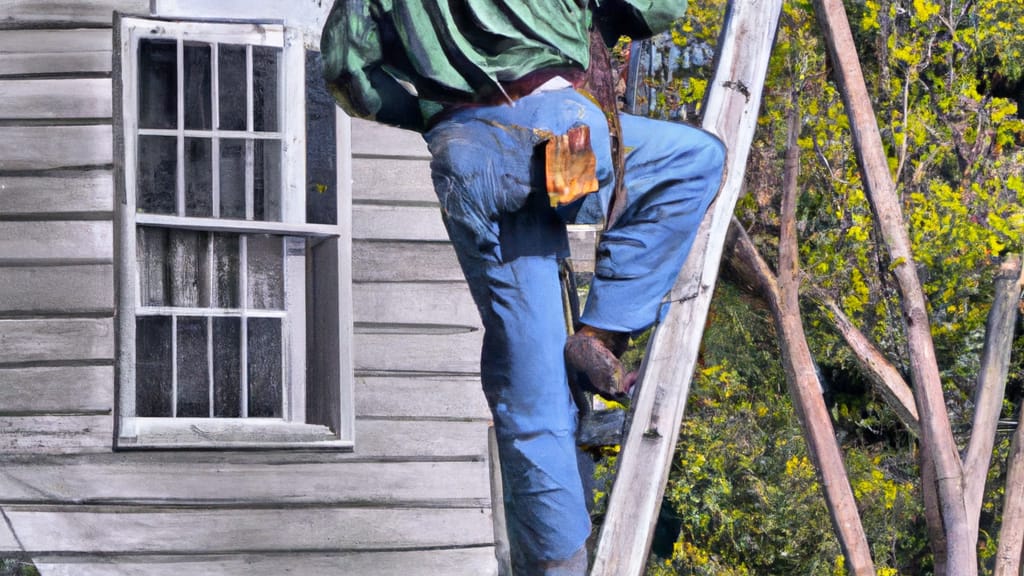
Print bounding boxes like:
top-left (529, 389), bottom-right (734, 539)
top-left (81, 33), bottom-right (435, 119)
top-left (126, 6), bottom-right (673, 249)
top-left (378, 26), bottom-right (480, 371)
top-left (811, 0), bottom-right (972, 571)
top-left (589, 0), bottom-right (782, 572)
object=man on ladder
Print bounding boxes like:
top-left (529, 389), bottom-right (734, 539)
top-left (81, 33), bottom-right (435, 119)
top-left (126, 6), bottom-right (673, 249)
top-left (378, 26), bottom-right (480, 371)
top-left (321, 1), bottom-right (725, 573)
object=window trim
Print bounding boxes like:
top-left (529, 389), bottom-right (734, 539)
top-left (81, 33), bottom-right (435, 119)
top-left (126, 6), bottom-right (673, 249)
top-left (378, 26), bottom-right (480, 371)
top-left (114, 15), bottom-right (353, 450)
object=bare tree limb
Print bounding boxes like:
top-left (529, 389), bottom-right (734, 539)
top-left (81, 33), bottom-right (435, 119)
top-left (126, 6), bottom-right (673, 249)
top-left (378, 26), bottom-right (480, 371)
top-left (812, 294), bottom-right (920, 435)
top-left (965, 255), bottom-right (1024, 538)
top-left (812, 0), bottom-right (971, 570)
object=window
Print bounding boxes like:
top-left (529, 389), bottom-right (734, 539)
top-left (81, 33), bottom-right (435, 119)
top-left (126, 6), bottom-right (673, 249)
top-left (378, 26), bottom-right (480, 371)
top-left (115, 16), bottom-right (353, 448)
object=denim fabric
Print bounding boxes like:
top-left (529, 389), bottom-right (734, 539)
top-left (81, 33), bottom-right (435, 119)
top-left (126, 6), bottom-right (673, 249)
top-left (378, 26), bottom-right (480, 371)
top-left (423, 88), bottom-right (724, 572)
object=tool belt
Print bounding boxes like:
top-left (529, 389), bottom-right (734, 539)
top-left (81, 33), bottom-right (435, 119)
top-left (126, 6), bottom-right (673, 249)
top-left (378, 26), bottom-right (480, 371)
top-left (542, 27), bottom-right (628, 228)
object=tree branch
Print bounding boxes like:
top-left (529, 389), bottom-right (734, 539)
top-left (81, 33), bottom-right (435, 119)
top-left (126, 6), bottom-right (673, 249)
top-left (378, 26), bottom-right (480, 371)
top-left (965, 254), bottom-right (1024, 537)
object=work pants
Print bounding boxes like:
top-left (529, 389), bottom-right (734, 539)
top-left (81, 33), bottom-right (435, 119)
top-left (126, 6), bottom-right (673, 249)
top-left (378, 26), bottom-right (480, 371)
top-left (423, 88), bottom-right (725, 574)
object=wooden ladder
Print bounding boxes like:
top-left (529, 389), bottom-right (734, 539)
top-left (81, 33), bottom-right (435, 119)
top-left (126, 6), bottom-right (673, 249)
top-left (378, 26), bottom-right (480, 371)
top-left (588, 0), bottom-right (784, 573)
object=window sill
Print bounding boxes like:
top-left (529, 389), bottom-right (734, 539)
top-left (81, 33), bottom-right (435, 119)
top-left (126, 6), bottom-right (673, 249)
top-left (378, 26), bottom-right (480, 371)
top-left (117, 417), bottom-right (354, 450)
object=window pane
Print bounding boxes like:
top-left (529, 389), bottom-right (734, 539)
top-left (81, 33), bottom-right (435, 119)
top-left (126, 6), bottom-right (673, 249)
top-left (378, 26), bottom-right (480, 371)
top-left (137, 135), bottom-right (177, 215)
top-left (168, 229), bottom-right (210, 308)
top-left (247, 317), bottom-right (282, 417)
top-left (219, 139), bottom-right (247, 219)
top-left (177, 316), bottom-right (210, 417)
top-left (185, 138), bottom-right (213, 217)
top-left (184, 42), bottom-right (212, 130)
top-left (136, 315), bottom-right (172, 417)
top-left (137, 227), bottom-right (169, 307)
top-left (218, 44), bottom-right (247, 131)
top-left (138, 38), bottom-right (177, 130)
top-left (306, 51), bottom-right (337, 225)
top-left (214, 234), bottom-right (240, 309)
top-left (247, 235), bottom-right (283, 309)
top-left (253, 139), bottom-right (281, 221)
top-left (253, 46), bottom-right (280, 132)
top-left (213, 317), bottom-right (241, 417)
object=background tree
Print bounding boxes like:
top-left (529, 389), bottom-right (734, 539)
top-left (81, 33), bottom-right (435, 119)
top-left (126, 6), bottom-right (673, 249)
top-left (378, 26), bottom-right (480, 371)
top-left (617, 0), bottom-right (1024, 572)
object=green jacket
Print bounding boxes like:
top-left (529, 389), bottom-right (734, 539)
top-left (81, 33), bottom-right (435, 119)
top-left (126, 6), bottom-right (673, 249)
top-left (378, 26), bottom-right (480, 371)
top-left (321, 0), bottom-right (687, 131)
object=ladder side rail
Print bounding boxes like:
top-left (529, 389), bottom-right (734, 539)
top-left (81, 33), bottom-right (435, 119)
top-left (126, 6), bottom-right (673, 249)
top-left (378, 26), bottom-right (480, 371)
top-left (589, 0), bottom-right (783, 572)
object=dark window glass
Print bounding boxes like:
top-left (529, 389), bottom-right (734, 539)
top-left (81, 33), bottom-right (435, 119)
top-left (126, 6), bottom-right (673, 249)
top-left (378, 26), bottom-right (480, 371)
top-left (138, 39), bottom-right (177, 129)
top-left (137, 227), bottom-right (169, 307)
top-left (184, 42), bottom-right (212, 130)
top-left (305, 51), bottom-right (337, 225)
top-left (247, 317), bottom-right (282, 417)
top-left (137, 135), bottom-right (177, 214)
top-left (247, 235), bottom-right (283, 309)
top-left (219, 139), bottom-right (247, 219)
top-left (252, 46), bottom-right (280, 132)
top-left (218, 44), bottom-right (247, 131)
top-left (177, 316), bottom-right (210, 417)
top-left (253, 139), bottom-right (281, 221)
top-left (136, 316), bottom-right (173, 417)
top-left (214, 234), bottom-right (240, 309)
top-left (167, 229), bottom-right (210, 308)
top-left (213, 317), bottom-right (242, 417)
top-left (185, 137), bottom-right (213, 217)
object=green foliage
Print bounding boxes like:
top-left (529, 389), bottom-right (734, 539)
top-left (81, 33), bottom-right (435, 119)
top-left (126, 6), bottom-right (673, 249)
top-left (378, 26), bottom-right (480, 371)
top-left (642, 284), bottom-right (929, 575)
top-left (618, 0), bottom-right (1024, 572)
top-left (0, 558), bottom-right (38, 576)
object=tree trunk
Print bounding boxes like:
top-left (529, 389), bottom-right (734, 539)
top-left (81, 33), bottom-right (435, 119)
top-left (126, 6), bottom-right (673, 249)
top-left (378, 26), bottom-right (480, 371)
top-left (727, 220), bottom-right (875, 574)
top-left (811, 0), bottom-right (972, 571)
top-left (965, 255), bottom-right (1024, 541)
top-left (995, 413), bottom-right (1024, 576)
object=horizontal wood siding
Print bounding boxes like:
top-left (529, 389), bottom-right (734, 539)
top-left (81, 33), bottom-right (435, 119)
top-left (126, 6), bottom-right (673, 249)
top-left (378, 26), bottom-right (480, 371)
top-left (0, 221), bottom-right (113, 263)
top-left (32, 549), bottom-right (498, 576)
top-left (0, 415), bottom-right (114, 454)
top-left (2, 506), bottom-right (493, 553)
top-left (0, 264), bottom-right (113, 314)
top-left (354, 331), bottom-right (482, 375)
top-left (1, 79), bottom-right (112, 119)
top-left (0, 172), bottom-right (113, 215)
top-left (0, 318), bottom-right (113, 364)
top-left (352, 157), bottom-right (435, 204)
top-left (0, 29), bottom-right (112, 76)
top-left (355, 375), bottom-right (488, 420)
top-left (350, 117), bottom-right (429, 159)
top-left (0, 460), bottom-right (490, 505)
top-left (352, 203), bottom-right (447, 242)
top-left (0, 126), bottom-right (112, 171)
top-left (353, 281), bottom-right (478, 328)
top-left (0, 1), bottom-right (146, 25)
top-left (352, 241), bottom-right (463, 283)
top-left (0, 366), bottom-right (113, 414)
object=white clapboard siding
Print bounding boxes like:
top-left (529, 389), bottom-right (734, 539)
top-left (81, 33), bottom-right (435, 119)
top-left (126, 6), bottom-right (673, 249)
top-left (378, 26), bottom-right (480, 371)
top-left (2, 506), bottom-right (494, 554)
top-left (352, 203), bottom-right (448, 241)
top-left (354, 419), bottom-right (489, 459)
top-left (353, 281), bottom-right (478, 328)
top-left (32, 548), bottom-right (498, 576)
top-left (0, 521), bottom-right (17, 551)
top-left (355, 375), bottom-right (489, 420)
top-left (0, 221), bottom-right (112, 262)
top-left (0, 366), bottom-right (113, 414)
top-left (0, 79), bottom-right (112, 119)
top-left (0, 126), bottom-right (112, 171)
top-left (354, 330), bottom-right (482, 375)
top-left (352, 241), bottom-right (463, 283)
top-left (0, 460), bottom-right (490, 505)
top-left (351, 157), bottom-right (436, 203)
top-left (0, 0), bottom-right (147, 24)
top-left (0, 29), bottom-right (113, 76)
top-left (0, 319), bottom-right (114, 364)
top-left (0, 265), bottom-right (113, 314)
top-left (0, 172), bottom-right (113, 215)
top-left (350, 117), bottom-right (429, 158)
top-left (0, 415), bottom-right (114, 454)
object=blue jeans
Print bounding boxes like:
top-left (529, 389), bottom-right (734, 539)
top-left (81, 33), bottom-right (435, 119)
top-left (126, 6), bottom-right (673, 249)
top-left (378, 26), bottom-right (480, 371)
top-left (424, 88), bottom-right (725, 572)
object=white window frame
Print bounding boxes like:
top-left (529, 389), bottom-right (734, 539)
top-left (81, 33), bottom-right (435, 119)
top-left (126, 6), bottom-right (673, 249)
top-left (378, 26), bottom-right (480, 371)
top-left (115, 15), bottom-right (353, 449)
